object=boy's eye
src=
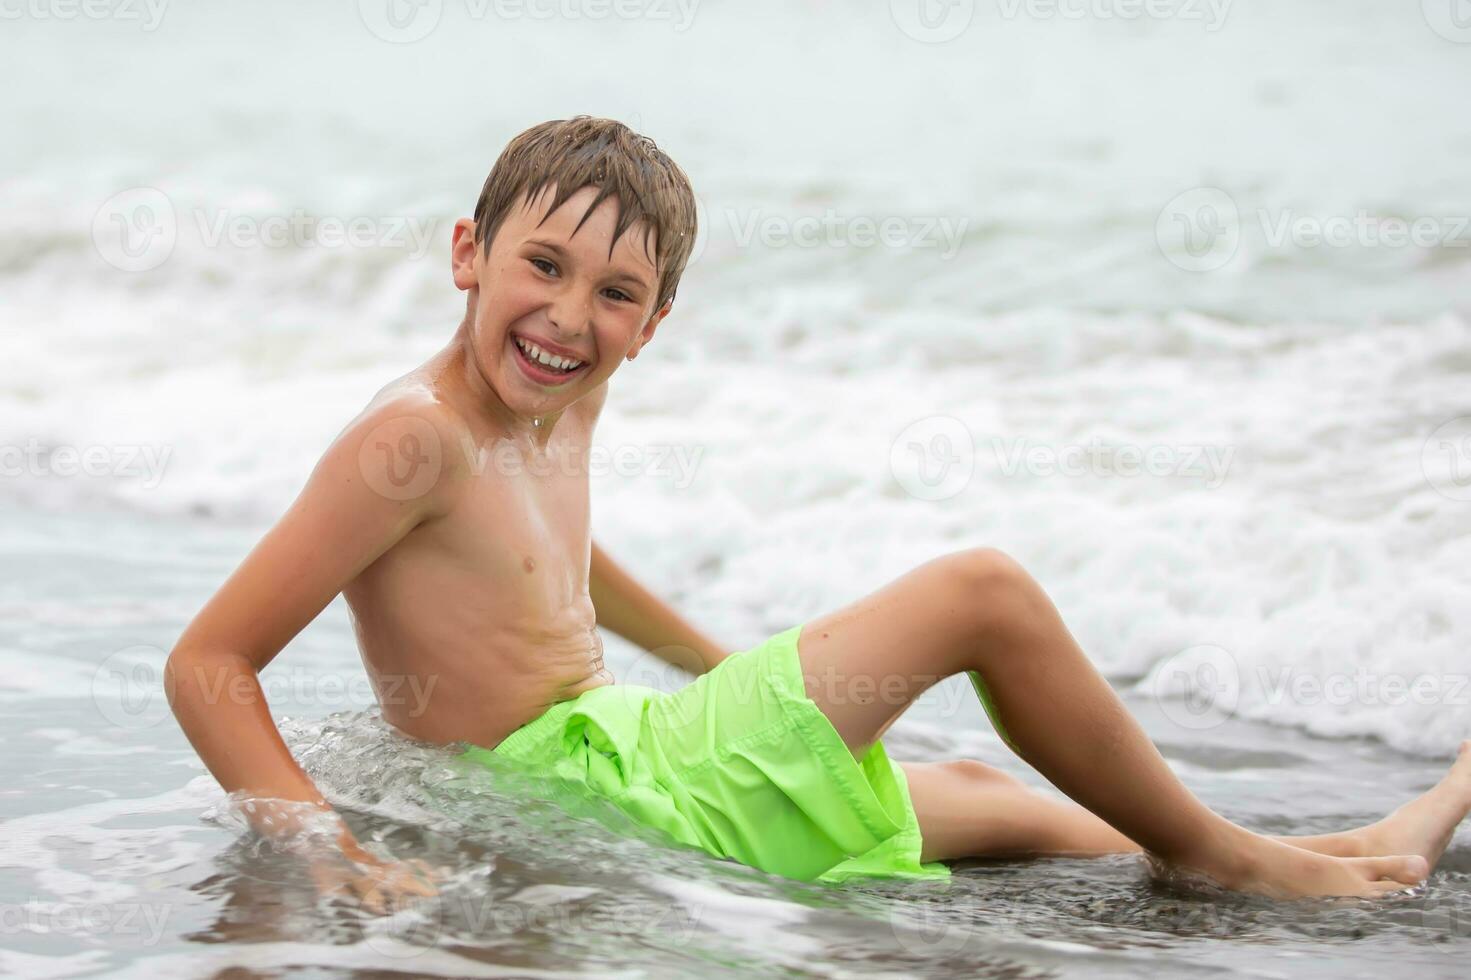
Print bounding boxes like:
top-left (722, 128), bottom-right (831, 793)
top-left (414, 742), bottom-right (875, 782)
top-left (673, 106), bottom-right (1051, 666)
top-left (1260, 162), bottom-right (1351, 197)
top-left (530, 257), bottom-right (558, 276)
top-left (603, 288), bottom-right (633, 303)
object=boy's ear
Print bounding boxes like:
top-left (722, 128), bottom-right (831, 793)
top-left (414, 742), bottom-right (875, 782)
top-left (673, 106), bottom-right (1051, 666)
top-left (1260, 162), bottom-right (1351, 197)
top-left (451, 217), bottom-right (479, 291)
top-left (627, 298), bottom-right (673, 361)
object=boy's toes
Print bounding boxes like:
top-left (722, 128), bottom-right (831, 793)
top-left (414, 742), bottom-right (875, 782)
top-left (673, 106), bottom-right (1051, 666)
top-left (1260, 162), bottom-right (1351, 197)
top-left (1366, 878), bottom-right (1421, 898)
top-left (1355, 854), bottom-right (1428, 886)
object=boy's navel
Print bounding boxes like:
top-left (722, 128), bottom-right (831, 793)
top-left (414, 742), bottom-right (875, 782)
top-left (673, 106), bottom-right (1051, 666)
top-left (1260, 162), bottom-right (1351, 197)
top-left (523, 556), bottom-right (536, 573)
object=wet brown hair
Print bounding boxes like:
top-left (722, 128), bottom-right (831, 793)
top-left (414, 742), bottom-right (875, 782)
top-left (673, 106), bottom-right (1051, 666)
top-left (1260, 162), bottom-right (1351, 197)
top-left (472, 116), bottom-right (698, 311)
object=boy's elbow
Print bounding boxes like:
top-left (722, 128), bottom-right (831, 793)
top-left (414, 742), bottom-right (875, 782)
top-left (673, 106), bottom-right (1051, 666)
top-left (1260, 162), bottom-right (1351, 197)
top-left (163, 644), bottom-right (249, 713)
top-left (163, 646), bottom-right (201, 713)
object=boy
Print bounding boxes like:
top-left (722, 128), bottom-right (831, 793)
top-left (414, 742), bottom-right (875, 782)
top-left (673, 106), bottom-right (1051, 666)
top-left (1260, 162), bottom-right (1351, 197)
top-left (167, 116), bottom-right (1470, 912)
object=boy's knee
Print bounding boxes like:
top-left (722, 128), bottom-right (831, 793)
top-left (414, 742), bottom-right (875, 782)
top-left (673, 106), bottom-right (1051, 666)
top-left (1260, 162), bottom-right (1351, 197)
top-left (942, 758), bottom-right (1023, 789)
top-left (947, 548), bottom-right (1028, 591)
top-left (941, 548), bottom-right (1041, 624)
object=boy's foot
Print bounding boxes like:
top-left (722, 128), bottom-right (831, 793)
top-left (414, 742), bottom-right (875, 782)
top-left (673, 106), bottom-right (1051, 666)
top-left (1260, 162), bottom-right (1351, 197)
top-left (1162, 829), bottom-right (1428, 899)
top-left (1353, 739), bottom-right (1471, 872)
top-left (1233, 840), bottom-right (1428, 899)
top-left (1166, 741), bottom-right (1471, 899)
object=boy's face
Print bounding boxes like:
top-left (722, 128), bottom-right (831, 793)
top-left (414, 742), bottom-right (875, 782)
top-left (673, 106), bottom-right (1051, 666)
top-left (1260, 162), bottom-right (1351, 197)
top-left (452, 184), bottom-right (670, 423)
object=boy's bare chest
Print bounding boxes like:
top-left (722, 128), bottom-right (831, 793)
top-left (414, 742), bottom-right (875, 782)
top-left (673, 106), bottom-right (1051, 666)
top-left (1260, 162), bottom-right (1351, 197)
top-left (445, 437), bottom-right (593, 600)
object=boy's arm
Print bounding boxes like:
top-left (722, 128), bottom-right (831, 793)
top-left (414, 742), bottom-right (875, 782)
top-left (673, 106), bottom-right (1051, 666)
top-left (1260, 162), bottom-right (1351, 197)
top-left (165, 402), bottom-right (452, 874)
top-left (588, 540), bottom-right (728, 674)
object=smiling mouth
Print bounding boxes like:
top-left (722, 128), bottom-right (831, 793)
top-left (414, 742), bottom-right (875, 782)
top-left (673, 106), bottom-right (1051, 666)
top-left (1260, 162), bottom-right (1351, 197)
top-left (509, 334), bottom-right (590, 384)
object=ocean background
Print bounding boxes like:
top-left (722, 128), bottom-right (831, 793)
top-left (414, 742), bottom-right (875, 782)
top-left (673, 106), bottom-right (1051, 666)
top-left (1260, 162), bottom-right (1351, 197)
top-left (3, 0), bottom-right (1471, 976)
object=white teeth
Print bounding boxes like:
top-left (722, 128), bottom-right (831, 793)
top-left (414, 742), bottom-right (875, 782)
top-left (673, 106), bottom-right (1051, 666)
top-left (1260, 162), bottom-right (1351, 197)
top-left (516, 337), bottom-right (584, 372)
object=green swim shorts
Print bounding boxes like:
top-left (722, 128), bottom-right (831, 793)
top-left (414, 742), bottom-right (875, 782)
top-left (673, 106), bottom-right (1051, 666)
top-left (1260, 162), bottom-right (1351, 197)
top-left (456, 624), bottom-right (951, 884)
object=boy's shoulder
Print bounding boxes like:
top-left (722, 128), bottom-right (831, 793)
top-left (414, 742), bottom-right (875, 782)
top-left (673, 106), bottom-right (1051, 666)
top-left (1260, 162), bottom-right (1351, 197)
top-left (326, 376), bottom-right (479, 510)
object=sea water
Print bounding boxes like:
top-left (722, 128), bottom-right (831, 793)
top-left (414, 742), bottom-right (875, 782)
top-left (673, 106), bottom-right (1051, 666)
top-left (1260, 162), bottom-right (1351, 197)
top-left (2, 0), bottom-right (1469, 975)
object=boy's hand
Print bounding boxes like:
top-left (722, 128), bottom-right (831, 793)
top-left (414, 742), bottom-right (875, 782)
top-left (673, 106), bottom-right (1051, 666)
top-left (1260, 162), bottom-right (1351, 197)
top-left (589, 540), bottom-right (729, 674)
top-left (309, 850), bottom-right (442, 915)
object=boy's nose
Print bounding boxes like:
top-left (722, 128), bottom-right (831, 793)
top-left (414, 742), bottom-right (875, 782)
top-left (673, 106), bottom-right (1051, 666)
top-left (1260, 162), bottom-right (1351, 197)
top-left (547, 288), bottom-right (592, 334)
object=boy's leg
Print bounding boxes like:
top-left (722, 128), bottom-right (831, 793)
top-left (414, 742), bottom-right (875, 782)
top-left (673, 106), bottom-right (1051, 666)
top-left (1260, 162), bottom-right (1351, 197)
top-left (902, 755), bottom-right (1471, 865)
top-left (901, 760), bottom-right (1137, 861)
top-left (795, 548), bottom-right (1429, 898)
